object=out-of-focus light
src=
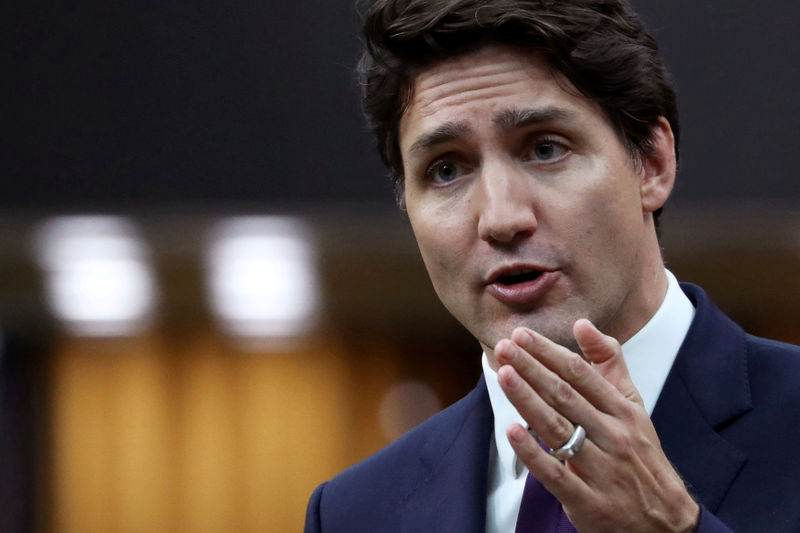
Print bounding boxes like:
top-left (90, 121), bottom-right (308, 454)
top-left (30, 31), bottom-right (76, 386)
top-left (378, 380), bottom-right (442, 442)
top-left (206, 216), bottom-right (320, 341)
top-left (34, 216), bottom-right (157, 337)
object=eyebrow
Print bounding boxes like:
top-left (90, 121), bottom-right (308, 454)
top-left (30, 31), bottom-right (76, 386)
top-left (407, 106), bottom-right (575, 158)
top-left (407, 121), bottom-right (471, 157)
top-left (493, 107), bottom-right (572, 131)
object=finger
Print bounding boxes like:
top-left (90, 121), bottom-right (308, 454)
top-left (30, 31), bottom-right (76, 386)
top-left (509, 327), bottom-right (624, 417)
top-left (506, 422), bottom-right (595, 508)
top-left (573, 319), bottom-right (643, 406)
top-left (496, 360), bottom-right (575, 450)
top-left (496, 338), bottom-right (612, 447)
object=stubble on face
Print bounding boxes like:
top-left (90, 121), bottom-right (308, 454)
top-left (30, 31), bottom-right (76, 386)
top-left (398, 45), bottom-right (668, 364)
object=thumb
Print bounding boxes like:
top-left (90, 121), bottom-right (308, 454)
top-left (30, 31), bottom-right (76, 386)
top-left (573, 319), bottom-right (642, 405)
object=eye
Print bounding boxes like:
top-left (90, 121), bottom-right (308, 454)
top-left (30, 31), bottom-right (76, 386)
top-left (425, 159), bottom-right (467, 185)
top-left (526, 139), bottom-right (568, 162)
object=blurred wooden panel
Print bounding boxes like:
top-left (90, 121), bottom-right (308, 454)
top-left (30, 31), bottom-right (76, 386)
top-left (30, 207), bottom-right (800, 533)
top-left (175, 336), bottom-right (240, 533)
top-left (46, 332), bottom-right (388, 533)
top-left (50, 342), bottom-right (117, 533)
top-left (235, 339), bottom-right (353, 532)
top-left (110, 341), bottom-right (174, 533)
top-left (49, 338), bottom-right (174, 533)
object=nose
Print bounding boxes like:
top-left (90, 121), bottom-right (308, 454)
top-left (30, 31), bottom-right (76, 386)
top-left (476, 161), bottom-right (538, 244)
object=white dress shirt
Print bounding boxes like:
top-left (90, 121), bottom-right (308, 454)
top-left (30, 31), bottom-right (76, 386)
top-left (482, 269), bottom-right (695, 533)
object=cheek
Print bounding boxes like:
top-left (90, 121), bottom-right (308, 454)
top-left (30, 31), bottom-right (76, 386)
top-left (579, 166), bottom-right (642, 232)
top-left (409, 209), bottom-right (471, 285)
top-left (548, 178), bottom-right (639, 265)
top-left (416, 228), bottom-right (461, 279)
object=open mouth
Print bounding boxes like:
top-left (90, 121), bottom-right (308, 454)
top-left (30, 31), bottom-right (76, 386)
top-left (486, 266), bottom-right (556, 304)
top-left (496, 269), bottom-right (543, 286)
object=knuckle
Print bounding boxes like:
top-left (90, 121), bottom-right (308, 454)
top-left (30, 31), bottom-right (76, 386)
top-left (564, 353), bottom-right (588, 382)
top-left (610, 431), bottom-right (634, 459)
top-left (543, 413), bottom-right (572, 441)
top-left (550, 379), bottom-right (574, 408)
top-left (552, 467), bottom-right (568, 486)
top-left (617, 401), bottom-right (638, 424)
top-left (607, 336), bottom-right (622, 352)
top-left (548, 463), bottom-right (570, 487)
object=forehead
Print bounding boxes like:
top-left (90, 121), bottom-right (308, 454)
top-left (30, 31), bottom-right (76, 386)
top-left (410, 46), bottom-right (556, 110)
top-left (399, 44), bottom-right (607, 149)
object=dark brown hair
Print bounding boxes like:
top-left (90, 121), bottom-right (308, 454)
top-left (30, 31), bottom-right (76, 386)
top-left (357, 0), bottom-right (679, 213)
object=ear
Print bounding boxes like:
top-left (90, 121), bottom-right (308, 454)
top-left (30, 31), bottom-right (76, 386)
top-left (639, 117), bottom-right (676, 213)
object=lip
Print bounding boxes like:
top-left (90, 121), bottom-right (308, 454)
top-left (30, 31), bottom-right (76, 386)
top-left (484, 265), bottom-right (559, 307)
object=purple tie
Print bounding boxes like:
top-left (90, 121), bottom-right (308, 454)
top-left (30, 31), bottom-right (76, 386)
top-left (515, 473), bottom-right (578, 533)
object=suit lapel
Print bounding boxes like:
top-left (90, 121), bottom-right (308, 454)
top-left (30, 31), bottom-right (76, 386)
top-left (652, 284), bottom-right (751, 512)
top-left (383, 284), bottom-right (750, 528)
top-left (399, 377), bottom-right (494, 533)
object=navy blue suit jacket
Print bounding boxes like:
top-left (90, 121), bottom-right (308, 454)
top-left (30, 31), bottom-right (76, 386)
top-left (305, 285), bottom-right (800, 532)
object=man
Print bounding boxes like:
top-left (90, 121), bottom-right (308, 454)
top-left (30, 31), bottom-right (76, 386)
top-left (306, 1), bottom-right (800, 531)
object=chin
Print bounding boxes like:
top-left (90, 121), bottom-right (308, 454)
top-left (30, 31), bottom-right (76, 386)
top-left (494, 314), bottom-right (580, 351)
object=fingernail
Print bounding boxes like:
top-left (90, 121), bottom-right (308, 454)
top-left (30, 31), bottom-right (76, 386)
top-left (505, 344), bottom-right (517, 362)
top-left (498, 366), bottom-right (519, 388)
top-left (508, 424), bottom-right (526, 444)
top-left (515, 328), bottom-right (536, 344)
top-left (497, 342), bottom-right (516, 363)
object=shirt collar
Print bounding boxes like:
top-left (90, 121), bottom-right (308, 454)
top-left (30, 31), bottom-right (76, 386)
top-left (482, 269), bottom-right (695, 479)
top-left (483, 354), bottom-right (528, 478)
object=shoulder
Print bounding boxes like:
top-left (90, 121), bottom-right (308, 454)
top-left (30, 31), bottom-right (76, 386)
top-left (663, 284), bottom-right (800, 529)
top-left (717, 333), bottom-right (800, 528)
top-left (327, 380), bottom-right (486, 492)
top-left (745, 332), bottom-right (800, 360)
top-left (306, 379), bottom-right (489, 529)
top-left (743, 333), bottom-right (800, 402)
top-left (682, 281), bottom-right (800, 404)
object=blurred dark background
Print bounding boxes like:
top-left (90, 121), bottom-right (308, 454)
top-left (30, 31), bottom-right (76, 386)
top-left (0, 1), bottom-right (798, 532)
top-left (2, 0), bottom-right (799, 210)
top-left (2, 0), bottom-right (388, 209)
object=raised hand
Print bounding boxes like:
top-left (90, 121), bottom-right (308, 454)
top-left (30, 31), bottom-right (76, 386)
top-left (495, 320), bottom-right (699, 532)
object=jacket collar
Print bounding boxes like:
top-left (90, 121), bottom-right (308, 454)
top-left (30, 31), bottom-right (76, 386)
top-left (393, 283), bottom-right (751, 525)
top-left (400, 376), bottom-right (494, 532)
top-left (652, 283), bottom-right (751, 512)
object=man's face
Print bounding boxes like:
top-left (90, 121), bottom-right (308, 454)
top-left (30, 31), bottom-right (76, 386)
top-left (398, 45), bottom-right (671, 364)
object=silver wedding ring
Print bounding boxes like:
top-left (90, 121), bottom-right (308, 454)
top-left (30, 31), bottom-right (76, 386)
top-left (549, 424), bottom-right (586, 460)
